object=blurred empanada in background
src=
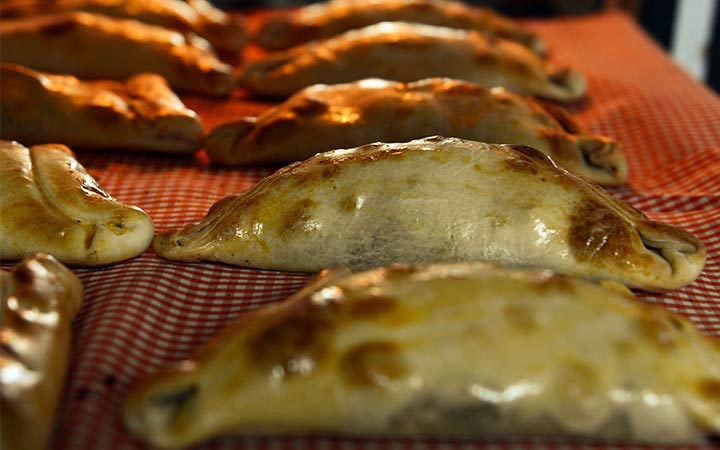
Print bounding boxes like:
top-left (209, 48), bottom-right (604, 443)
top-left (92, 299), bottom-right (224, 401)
top-left (1, 64), bottom-right (203, 154)
top-left (208, 78), bottom-right (624, 185)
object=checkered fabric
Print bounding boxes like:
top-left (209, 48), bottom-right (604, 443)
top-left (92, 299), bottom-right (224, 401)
top-left (3, 10), bottom-right (720, 450)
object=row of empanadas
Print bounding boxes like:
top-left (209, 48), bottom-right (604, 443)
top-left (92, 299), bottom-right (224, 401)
top-left (1, 253), bottom-right (84, 450)
top-left (125, 262), bottom-right (720, 448)
top-left (208, 77), bottom-right (625, 185)
top-left (0, 12), bottom-right (236, 96)
top-left (0, 141), bottom-right (154, 266)
top-left (1, 64), bottom-right (204, 153)
top-left (254, 0), bottom-right (546, 56)
top-left (0, 0), bottom-right (248, 53)
top-left (239, 22), bottom-right (585, 101)
top-left (154, 136), bottom-right (704, 291)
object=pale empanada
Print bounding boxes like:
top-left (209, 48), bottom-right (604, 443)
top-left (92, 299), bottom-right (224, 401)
top-left (1, 64), bottom-right (203, 153)
top-left (154, 136), bottom-right (704, 291)
top-left (124, 262), bottom-right (720, 448)
top-left (207, 78), bottom-right (625, 185)
top-left (1, 253), bottom-right (84, 450)
top-left (239, 22), bottom-right (585, 101)
top-left (0, 0), bottom-right (248, 53)
top-left (0, 12), bottom-right (236, 96)
top-left (255, 0), bottom-right (545, 55)
top-left (0, 141), bottom-right (154, 266)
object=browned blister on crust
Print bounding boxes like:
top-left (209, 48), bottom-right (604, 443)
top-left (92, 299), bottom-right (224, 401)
top-left (1, 141), bottom-right (155, 266)
top-left (255, 0), bottom-right (545, 55)
top-left (207, 78), bottom-right (623, 185)
top-left (0, 12), bottom-right (236, 96)
top-left (240, 22), bottom-right (583, 101)
top-left (155, 136), bottom-right (703, 290)
top-left (124, 262), bottom-right (720, 449)
top-left (1, 254), bottom-right (84, 450)
top-left (1, 64), bottom-right (203, 153)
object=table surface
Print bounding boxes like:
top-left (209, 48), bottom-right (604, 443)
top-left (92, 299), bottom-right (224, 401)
top-left (7, 10), bottom-right (720, 450)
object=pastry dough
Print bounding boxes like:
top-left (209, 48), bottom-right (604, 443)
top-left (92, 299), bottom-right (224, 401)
top-left (1, 253), bottom-right (84, 450)
top-left (0, 0), bottom-right (248, 53)
top-left (239, 22), bottom-right (585, 101)
top-left (255, 0), bottom-right (545, 55)
top-left (0, 141), bottom-right (155, 266)
top-left (0, 12), bottom-right (236, 96)
top-left (207, 78), bottom-right (625, 185)
top-left (154, 136), bottom-right (704, 290)
top-left (124, 262), bottom-right (720, 448)
top-left (1, 64), bottom-right (204, 153)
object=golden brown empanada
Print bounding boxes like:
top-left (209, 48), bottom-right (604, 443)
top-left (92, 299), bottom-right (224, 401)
top-left (255, 0), bottom-right (545, 55)
top-left (0, 12), bottom-right (236, 96)
top-left (125, 262), bottom-right (720, 448)
top-left (1, 141), bottom-right (155, 266)
top-left (154, 136), bottom-right (704, 291)
top-left (1, 253), bottom-right (84, 450)
top-left (0, 0), bottom-right (248, 53)
top-left (1, 64), bottom-right (203, 153)
top-left (239, 22), bottom-right (585, 101)
top-left (208, 78), bottom-right (625, 185)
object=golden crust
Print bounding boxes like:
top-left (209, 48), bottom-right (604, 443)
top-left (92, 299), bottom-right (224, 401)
top-left (207, 78), bottom-right (624, 185)
top-left (0, 12), bottom-right (236, 96)
top-left (125, 262), bottom-right (720, 448)
top-left (155, 136), bottom-right (704, 290)
top-left (0, 0), bottom-right (248, 53)
top-left (1, 254), bottom-right (84, 450)
top-left (240, 22), bottom-right (583, 101)
top-left (0, 141), bottom-right (155, 266)
top-left (255, 0), bottom-right (545, 55)
top-left (1, 64), bottom-right (203, 153)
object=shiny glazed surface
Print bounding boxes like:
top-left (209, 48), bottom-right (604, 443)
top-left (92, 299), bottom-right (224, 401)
top-left (154, 136), bottom-right (704, 290)
top-left (1, 254), bottom-right (84, 450)
top-left (207, 78), bottom-right (625, 185)
top-left (125, 262), bottom-right (720, 448)
top-left (0, 141), bottom-right (154, 266)
top-left (1, 64), bottom-right (204, 153)
top-left (240, 22), bottom-right (584, 101)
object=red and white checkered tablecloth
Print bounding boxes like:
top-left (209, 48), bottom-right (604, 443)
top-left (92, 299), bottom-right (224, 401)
top-left (6, 10), bottom-right (720, 450)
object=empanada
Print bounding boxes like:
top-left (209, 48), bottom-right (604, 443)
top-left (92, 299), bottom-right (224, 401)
top-left (1, 141), bottom-right (154, 266)
top-left (0, 12), bottom-right (236, 96)
top-left (239, 22), bottom-right (585, 101)
top-left (124, 262), bottom-right (720, 448)
top-left (0, 0), bottom-right (248, 53)
top-left (255, 0), bottom-right (545, 55)
top-left (1, 64), bottom-right (203, 153)
top-left (154, 136), bottom-right (704, 291)
top-left (208, 78), bottom-right (624, 185)
top-left (1, 253), bottom-right (84, 450)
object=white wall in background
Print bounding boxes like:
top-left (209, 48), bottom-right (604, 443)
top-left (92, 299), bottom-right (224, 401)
top-left (671, 0), bottom-right (718, 81)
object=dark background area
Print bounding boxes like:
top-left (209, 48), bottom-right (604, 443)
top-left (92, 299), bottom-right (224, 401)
top-left (223, 0), bottom-right (719, 93)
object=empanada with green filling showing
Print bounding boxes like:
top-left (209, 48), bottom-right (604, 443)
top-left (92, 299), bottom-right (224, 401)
top-left (125, 262), bottom-right (720, 448)
top-left (154, 136), bottom-right (704, 291)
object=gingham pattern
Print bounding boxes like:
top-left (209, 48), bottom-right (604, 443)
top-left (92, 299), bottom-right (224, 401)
top-left (2, 11), bottom-right (719, 450)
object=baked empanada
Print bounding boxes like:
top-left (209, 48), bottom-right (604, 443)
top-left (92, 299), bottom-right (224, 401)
top-left (239, 22), bottom-right (584, 101)
top-left (125, 262), bottom-right (720, 448)
top-left (1, 253), bottom-right (84, 450)
top-left (1, 64), bottom-right (203, 153)
top-left (0, 0), bottom-right (248, 53)
top-left (154, 136), bottom-right (704, 290)
top-left (0, 12), bottom-right (236, 96)
top-left (255, 0), bottom-right (545, 55)
top-left (208, 78), bottom-right (624, 185)
top-left (1, 141), bottom-right (154, 266)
